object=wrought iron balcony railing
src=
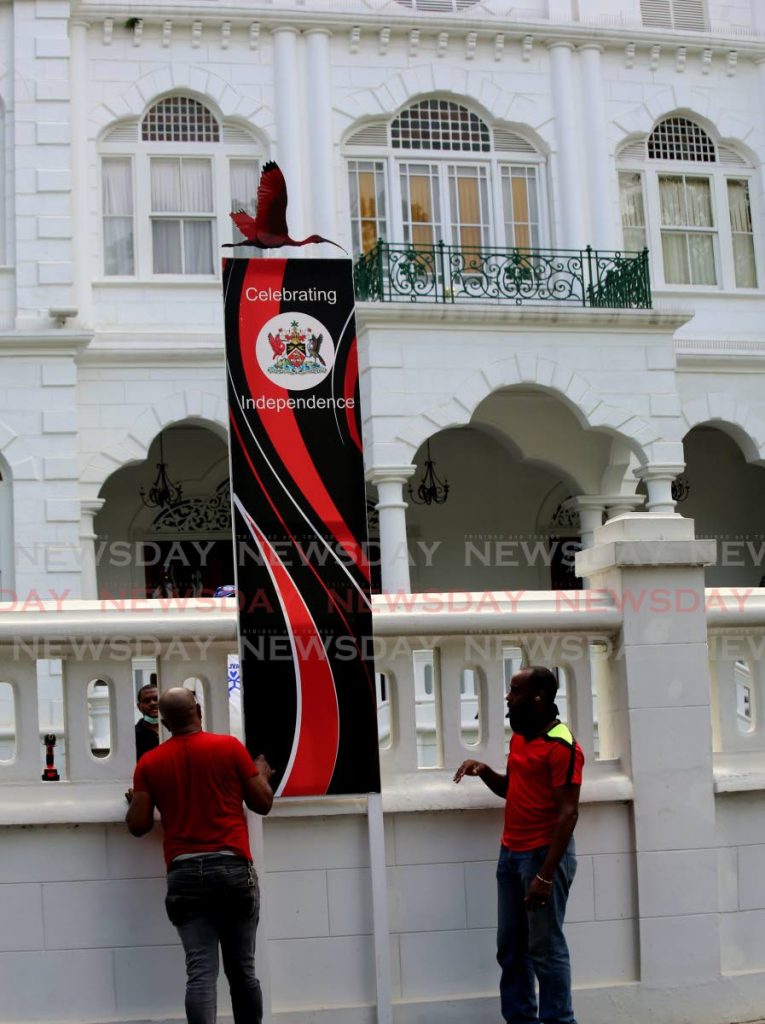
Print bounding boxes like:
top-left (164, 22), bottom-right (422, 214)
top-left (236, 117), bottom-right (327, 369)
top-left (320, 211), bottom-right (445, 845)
top-left (353, 240), bottom-right (652, 309)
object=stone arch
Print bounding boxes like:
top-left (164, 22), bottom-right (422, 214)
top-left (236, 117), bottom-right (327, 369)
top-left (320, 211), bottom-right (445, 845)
top-left (610, 88), bottom-right (765, 162)
top-left (395, 354), bottom-right (660, 467)
top-left (81, 391), bottom-right (229, 500)
top-left (335, 67), bottom-right (556, 152)
top-left (680, 395), bottom-right (765, 465)
top-left (0, 419), bottom-right (39, 481)
top-left (90, 65), bottom-right (273, 140)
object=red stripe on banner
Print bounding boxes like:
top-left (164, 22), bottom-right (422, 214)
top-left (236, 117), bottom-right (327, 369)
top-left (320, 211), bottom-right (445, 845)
top-left (247, 518), bottom-right (339, 796)
top-left (230, 413), bottom-right (373, 648)
top-left (238, 260), bottom-right (370, 582)
top-left (343, 337), bottom-right (363, 453)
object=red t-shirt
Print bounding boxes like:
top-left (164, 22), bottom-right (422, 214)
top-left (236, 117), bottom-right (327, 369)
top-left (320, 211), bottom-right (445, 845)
top-left (502, 722), bottom-right (584, 851)
top-left (132, 731), bottom-right (258, 867)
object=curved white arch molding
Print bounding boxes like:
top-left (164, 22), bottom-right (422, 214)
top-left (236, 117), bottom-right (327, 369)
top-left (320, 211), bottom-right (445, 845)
top-left (394, 355), bottom-right (661, 467)
top-left (81, 391), bottom-right (229, 500)
top-left (90, 64), bottom-right (274, 139)
top-left (336, 67), bottom-right (556, 152)
top-left (681, 394), bottom-right (765, 465)
top-left (610, 88), bottom-right (765, 161)
top-left (0, 419), bottom-right (39, 481)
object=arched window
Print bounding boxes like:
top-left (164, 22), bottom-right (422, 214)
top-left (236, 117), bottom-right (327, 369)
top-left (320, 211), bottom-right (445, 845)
top-left (617, 115), bottom-right (757, 290)
top-left (344, 99), bottom-right (546, 257)
top-left (100, 95), bottom-right (263, 278)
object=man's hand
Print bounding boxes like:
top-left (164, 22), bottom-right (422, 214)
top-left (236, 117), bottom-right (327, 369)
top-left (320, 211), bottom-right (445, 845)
top-left (124, 787), bottom-right (133, 804)
top-left (254, 754), bottom-right (274, 781)
top-left (453, 760), bottom-right (487, 783)
top-left (525, 873), bottom-right (553, 911)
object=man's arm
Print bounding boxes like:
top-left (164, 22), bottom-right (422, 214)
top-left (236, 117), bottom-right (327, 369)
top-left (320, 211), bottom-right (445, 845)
top-left (453, 759), bottom-right (508, 800)
top-left (524, 783), bottom-right (580, 908)
top-left (126, 789), bottom-right (155, 836)
top-left (243, 754), bottom-right (274, 815)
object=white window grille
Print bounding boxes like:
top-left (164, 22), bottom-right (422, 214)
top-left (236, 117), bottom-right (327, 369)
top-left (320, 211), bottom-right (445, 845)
top-left (501, 165), bottom-right (541, 249)
top-left (150, 157), bottom-right (214, 275)
top-left (648, 117), bottom-right (715, 163)
top-left (392, 99), bottom-right (490, 153)
top-left (640, 0), bottom-right (708, 31)
top-left (393, 0), bottom-right (481, 11)
top-left (142, 96), bottom-right (220, 143)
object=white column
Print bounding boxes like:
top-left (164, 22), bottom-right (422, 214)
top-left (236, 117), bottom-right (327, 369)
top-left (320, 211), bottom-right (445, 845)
top-left (271, 27), bottom-right (306, 240)
top-left (69, 20), bottom-right (92, 325)
top-left (367, 466), bottom-right (415, 595)
top-left (634, 464), bottom-right (685, 514)
top-left (79, 498), bottom-right (104, 599)
top-left (578, 44), bottom-right (616, 249)
top-left (569, 497), bottom-right (606, 550)
top-left (578, 515), bottom-right (720, 988)
top-left (548, 42), bottom-right (587, 248)
top-left (604, 493), bottom-right (646, 519)
top-left (304, 29), bottom-right (337, 242)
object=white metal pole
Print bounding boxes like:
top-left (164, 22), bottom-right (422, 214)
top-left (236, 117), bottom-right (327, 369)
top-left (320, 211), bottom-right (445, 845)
top-left (248, 810), bottom-right (272, 1024)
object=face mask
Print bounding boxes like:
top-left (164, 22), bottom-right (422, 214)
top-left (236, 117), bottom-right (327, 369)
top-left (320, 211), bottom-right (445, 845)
top-left (143, 714), bottom-right (159, 725)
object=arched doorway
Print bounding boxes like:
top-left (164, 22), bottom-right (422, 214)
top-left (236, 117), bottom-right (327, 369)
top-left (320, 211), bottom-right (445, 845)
top-left (679, 425), bottom-right (765, 588)
top-left (95, 423), bottom-right (233, 599)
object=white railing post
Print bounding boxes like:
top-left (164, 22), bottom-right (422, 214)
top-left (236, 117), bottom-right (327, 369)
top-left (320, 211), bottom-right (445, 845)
top-left (0, 653), bottom-right (40, 782)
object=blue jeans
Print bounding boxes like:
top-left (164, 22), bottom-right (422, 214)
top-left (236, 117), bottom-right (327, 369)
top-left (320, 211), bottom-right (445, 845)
top-left (496, 840), bottom-right (577, 1024)
top-left (165, 854), bottom-right (263, 1024)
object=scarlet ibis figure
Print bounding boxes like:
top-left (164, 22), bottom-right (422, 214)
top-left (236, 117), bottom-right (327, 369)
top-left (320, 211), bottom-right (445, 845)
top-left (268, 331), bottom-right (285, 356)
top-left (224, 161), bottom-right (345, 252)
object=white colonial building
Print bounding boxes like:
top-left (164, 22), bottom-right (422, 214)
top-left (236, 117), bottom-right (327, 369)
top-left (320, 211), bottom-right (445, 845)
top-left (1, 0), bottom-right (765, 1022)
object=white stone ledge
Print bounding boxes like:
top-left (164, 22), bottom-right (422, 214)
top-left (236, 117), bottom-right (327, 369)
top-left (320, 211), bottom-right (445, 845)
top-left (714, 753), bottom-right (765, 793)
top-left (0, 764), bottom-right (632, 826)
top-left (356, 301), bottom-right (692, 332)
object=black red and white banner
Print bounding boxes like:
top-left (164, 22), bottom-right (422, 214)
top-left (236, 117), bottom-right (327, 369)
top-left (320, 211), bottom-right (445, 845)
top-left (223, 258), bottom-right (380, 796)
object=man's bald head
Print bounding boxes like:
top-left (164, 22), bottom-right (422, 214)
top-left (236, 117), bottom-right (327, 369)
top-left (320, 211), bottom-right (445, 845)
top-left (159, 688), bottom-right (201, 733)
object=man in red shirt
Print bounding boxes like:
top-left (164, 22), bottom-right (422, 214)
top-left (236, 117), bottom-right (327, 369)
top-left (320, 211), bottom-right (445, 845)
top-left (126, 687), bottom-right (274, 1024)
top-left (455, 666), bottom-right (583, 1024)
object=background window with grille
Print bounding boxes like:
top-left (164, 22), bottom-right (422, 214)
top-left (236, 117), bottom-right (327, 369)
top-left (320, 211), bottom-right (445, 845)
top-left (345, 100), bottom-right (545, 258)
top-left (100, 96), bottom-right (262, 277)
top-left (617, 115), bottom-right (757, 290)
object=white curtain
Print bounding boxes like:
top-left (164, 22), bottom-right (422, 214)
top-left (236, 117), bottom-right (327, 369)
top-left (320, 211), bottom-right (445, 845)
top-left (659, 175), bottom-right (716, 285)
top-left (728, 180), bottom-right (756, 288)
top-left (230, 161), bottom-right (260, 244)
top-left (151, 158), bottom-right (213, 274)
top-left (618, 172), bottom-right (646, 252)
top-left (102, 158), bottom-right (134, 275)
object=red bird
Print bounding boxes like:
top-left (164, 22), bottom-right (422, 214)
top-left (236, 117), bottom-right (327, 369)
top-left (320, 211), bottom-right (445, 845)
top-left (224, 161), bottom-right (345, 252)
top-left (268, 332), bottom-right (285, 356)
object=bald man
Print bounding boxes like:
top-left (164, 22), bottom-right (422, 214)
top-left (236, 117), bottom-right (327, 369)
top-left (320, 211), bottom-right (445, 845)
top-left (126, 687), bottom-right (273, 1024)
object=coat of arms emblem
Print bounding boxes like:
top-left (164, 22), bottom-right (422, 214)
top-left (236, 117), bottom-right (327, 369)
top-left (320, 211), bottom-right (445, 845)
top-left (267, 320), bottom-right (326, 377)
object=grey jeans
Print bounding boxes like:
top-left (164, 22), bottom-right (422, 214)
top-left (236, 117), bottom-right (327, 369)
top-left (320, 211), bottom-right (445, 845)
top-left (165, 854), bottom-right (262, 1024)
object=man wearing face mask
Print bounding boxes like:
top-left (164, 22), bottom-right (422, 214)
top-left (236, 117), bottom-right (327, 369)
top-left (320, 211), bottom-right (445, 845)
top-left (454, 666), bottom-right (583, 1024)
top-left (135, 681), bottom-right (160, 761)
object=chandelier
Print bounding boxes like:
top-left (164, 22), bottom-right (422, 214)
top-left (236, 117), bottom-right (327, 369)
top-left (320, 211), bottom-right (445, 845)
top-left (140, 432), bottom-right (183, 510)
top-left (408, 440), bottom-right (450, 506)
top-left (671, 474), bottom-right (690, 503)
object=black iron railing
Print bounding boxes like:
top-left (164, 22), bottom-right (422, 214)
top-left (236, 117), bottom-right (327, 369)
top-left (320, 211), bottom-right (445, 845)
top-left (353, 241), bottom-right (652, 309)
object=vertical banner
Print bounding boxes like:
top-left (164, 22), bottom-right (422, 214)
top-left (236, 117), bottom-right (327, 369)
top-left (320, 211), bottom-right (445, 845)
top-left (223, 257), bottom-right (380, 796)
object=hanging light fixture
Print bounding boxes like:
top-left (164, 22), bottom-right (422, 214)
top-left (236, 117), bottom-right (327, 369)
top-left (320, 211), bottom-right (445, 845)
top-left (671, 474), bottom-right (690, 503)
top-left (140, 432), bottom-right (183, 510)
top-left (408, 440), bottom-right (450, 506)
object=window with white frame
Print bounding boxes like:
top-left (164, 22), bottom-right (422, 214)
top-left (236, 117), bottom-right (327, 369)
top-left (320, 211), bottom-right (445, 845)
top-left (617, 116), bottom-right (758, 290)
top-left (100, 96), bottom-right (262, 278)
top-left (344, 99), bottom-right (547, 257)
